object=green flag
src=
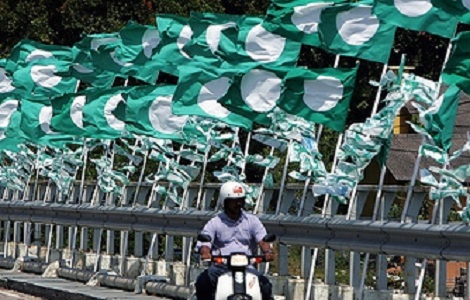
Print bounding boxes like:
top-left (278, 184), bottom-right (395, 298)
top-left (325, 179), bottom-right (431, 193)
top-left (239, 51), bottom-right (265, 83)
top-left (216, 15), bottom-right (301, 67)
top-left (13, 59), bottom-right (78, 97)
top-left (217, 65), bottom-right (291, 126)
top-left (263, 0), bottom-right (343, 47)
top-left (424, 85), bottom-right (461, 152)
top-left (172, 65), bottom-right (253, 129)
top-left (71, 34), bottom-right (117, 88)
top-left (443, 31), bottom-right (470, 94)
top-left (0, 98), bottom-right (20, 132)
top-left (5, 39), bottom-right (75, 73)
top-left (183, 12), bottom-right (240, 65)
top-left (372, 0), bottom-right (463, 38)
top-left (78, 32), bottom-right (159, 84)
top-left (155, 14), bottom-right (193, 76)
top-left (91, 43), bottom-right (159, 84)
top-left (0, 95), bottom-right (24, 152)
top-left (376, 133), bottom-right (392, 167)
top-left (0, 66), bottom-right (16, 99)
top-left (0, 107), bottom-right (24, 152)
top-left (461, 11), bottom-right (470, 24)
top-left (116, 21), bottom-right (161, 65)
top-left (318, 2), bottom-right (396, 63)
top-left (278, 66), bottom-right (358, 132)
top-left (50, 92), bottom-right (87, 137)
top-left (20, 98), bottom-right (73, 147)
top-left (126, 85), bottom-right (191, 140)
top-left (81, 86), bottom-right (131, 139)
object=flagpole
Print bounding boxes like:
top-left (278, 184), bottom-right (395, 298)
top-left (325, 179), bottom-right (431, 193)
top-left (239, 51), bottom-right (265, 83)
top-left (241, 131), bottom-right (252, 176)
top-left (226, 127), bottom-right (240, 168)
top-left (305, 55), bottom-right (341, 300)
top-left (275, 138), bottom-right (293, 214)
top-left (400, 29), bottom-right (455, 224)
top-left (118, 137), bottom-right (142, 276)
top-left (400, 30), bottom-right (456, 298)
top-left (196, 129), bottom-right (213, 210)
top-left (253, 146), bottom-right (275, 214)
top-left (132, 147), bottom-right (149, 206)
top-left (306, 57), bottom-right (389, 300)
top-left (299, 124), bottom-right (322, 216)
top-left (357, 53), bottom-right (413, 299)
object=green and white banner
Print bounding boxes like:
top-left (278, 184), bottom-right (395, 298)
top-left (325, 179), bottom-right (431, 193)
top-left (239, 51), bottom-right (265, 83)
top-left (172, 65), bottom-right (254, 129)
top-left (373, 0), bottom-right (465, 38)
top-left (318, 2), bottom-right (396, 63)
top-left (126, 85), bottom-right (191, 141)
top-left (263, 0), bottom-right (343, 47)
top-left (278, 66), bottom-right (358, 132)
top-left (443, 31), bottom-right (470, 95)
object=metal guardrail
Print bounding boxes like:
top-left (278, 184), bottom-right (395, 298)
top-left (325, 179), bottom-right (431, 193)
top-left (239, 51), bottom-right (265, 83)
top-left (0, 201), bottom-right (469, 261)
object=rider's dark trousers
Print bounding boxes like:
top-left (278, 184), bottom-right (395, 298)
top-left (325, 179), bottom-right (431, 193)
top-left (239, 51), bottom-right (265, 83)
top-left (195, 264), bottom-right (273, 300)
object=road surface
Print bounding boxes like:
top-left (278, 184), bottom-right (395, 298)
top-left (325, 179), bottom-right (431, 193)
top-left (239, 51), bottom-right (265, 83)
top-left (0, 288), bottom-right (45, 300)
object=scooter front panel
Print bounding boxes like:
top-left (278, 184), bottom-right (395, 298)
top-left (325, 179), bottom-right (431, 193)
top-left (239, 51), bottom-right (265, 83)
top-left (215, 272), bottom-right (262, 300)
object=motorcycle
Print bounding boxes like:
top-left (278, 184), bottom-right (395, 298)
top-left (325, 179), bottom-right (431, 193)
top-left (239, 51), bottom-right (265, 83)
top-left (195, 233), bottom-right (276, 300)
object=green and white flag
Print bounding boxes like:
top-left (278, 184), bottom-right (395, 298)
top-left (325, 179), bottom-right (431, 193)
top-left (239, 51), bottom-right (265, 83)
top-left (183, 12), bottom-right (241, 65)
top-left (218, 65), bottom-right (289, 126)
top-left (50, 92), bottom-right (87, 137)
top-left (80, 86), bottom-right (131, 139)
top-left (318, 2), bottom-right (396, 63)
top-left (0, 66), bottom-right (16, 99)
top-left (0, 92), bottom-right (25, 151)
top-left (419, 143), bottom-right (448, 164)
top-left (443, 32), bottom-right (470, 94)
top-left (52, 87), bottom-right (131, 139)
top-left (217, 15), bottom-right (301, 67)
top-left (461, 11), bottom-right (470, 24)
top-left (13, 59), bottom-right (78, 97)
top-left (0, 132), bottom-right (24, 152)
top-left (20, 98), bottom-right (73, 147)
top-left (5, 39), bottom-right (75, 73)
top-left (126, 85), bottom-right (192, 141)
top-left (278, 66), bottom-right (358, 132)
top-left (91, 43), bottom-right (159, 84)
top-left (172, 65), bottom-right (253, 129)
top-left (0, 97), bottom-right (20, 132)
top-left (263, 0), bottom-right (343, 47)
top-left (156, 14), bottom-right (193, 76)
top-left (71, 34), bottom-right (117, 88)
top-left (80, 31), bottom-right (159, 84)
top-left (412, 85), bottom-right (461, 152)
top-left (372, 0), bottom-right (464, 38)
top-left (116, 21), bottom-right (161, 65)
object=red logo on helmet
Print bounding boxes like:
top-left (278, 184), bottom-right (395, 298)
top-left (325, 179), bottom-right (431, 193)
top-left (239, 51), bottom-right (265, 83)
top-left (233, 186), bottom-right (243, 193)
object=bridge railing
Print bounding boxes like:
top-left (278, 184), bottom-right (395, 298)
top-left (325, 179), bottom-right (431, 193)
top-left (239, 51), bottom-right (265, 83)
top-left (0, 181), bottom-right (465, 299)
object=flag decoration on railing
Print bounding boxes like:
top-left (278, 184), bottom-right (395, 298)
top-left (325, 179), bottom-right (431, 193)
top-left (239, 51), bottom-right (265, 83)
top-left (0, 0), bottom-right (468, 217)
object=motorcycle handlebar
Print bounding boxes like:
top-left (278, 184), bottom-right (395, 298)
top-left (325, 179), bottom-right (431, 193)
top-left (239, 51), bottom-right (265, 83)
top-left (210, 254), bottom-right (267, 265)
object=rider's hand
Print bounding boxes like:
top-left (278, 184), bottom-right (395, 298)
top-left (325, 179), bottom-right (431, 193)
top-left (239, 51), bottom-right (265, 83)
top-left (200, 246), bottom-right (212, 260)
top-left (264, 250), bottom-right (275, 262)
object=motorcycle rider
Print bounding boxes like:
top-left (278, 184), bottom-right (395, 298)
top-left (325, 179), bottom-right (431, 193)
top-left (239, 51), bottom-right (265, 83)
top-left (195, 181), bottom-right (275, 300)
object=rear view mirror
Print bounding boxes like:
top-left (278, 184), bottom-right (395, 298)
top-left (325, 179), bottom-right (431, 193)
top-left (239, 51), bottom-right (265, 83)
top-left (262, 234), bottom-right (276, 243)
top-left (197, 233), bottom-right (212, 243)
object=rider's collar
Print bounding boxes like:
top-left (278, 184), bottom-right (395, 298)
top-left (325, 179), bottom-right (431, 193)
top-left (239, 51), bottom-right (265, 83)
top-left (221, 211), bottom-right (247, 224)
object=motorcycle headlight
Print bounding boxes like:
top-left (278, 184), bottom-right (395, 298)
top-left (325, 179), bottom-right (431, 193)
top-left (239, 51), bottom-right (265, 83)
top-left (230, 254), bottom-right (249, 267)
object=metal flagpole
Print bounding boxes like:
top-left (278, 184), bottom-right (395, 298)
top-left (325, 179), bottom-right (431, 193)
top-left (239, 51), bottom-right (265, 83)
top-left (400, 30), bottom-right (456, 299)
top-left (241, 131), bottom-right (252, 176)
top-left (305, 54), bottom-right (341, 300)
top-left (275, 138), bottom-right (293, 214)
top-left (253, 146), bottom-right (276, 214)
top-left (195, 131), bottom-right (213, 210)
top-left (298, 125), bottom-right (322, 217)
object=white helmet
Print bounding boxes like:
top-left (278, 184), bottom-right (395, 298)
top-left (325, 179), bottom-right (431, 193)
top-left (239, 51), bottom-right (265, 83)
top-left (218, 181), bottom-right (246, 208)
